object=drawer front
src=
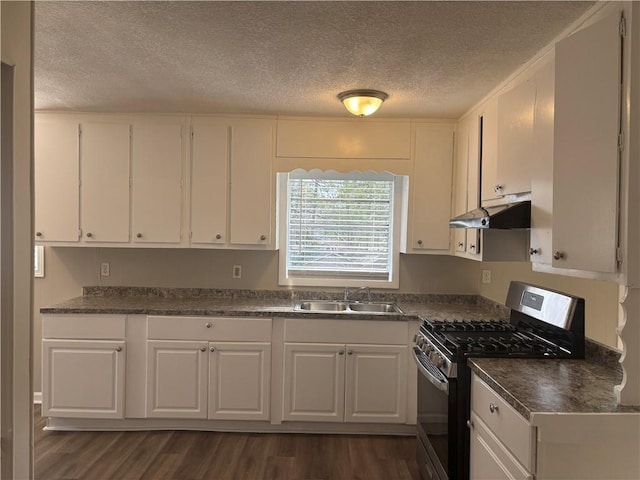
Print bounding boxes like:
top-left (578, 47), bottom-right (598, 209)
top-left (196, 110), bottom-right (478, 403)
top-left (147, 316), bottom-right (272, 341)
top-left (471, 374), bottom-right (535, 471)
top-left (470, 412), bottom-right (533, 480)
top-left (42, 314), bottom-right (126, 339)
top-left (284, 319), bottom-right (407, 344)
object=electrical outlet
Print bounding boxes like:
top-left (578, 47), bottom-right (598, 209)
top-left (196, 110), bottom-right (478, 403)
top-left (232, 265), bottom-right (242, 279)
top-left (101, 262), bottom-right (110, 277)
top-left (482, 269), bottom-right (491, 284)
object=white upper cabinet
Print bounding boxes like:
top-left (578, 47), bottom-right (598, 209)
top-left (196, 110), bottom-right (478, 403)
top-left (479, 98), bottom-right (499, 202)
top-left (466, 113), bottom-right (481, 257)
top-left (132, 119), bottom-right (185, 245)
top-left (190, 117), bottom-right (275, 248)
top-left (276, 119), bottom-right (410, 159)
top-left (34, 117), bottom-right (80, 243)
top-left (80, 122), bottom-right (131, 243)
top-left (529, 55), bottom-right (555, 265)
top-left (495, 78), bottom-right (536, 197)
top-left (552, 10), bottom-right (622, 272)
top-left (229, 118), bottom-right (275, 247)
top-left (190, 121), bottom-right (229, 245)
top-left (405, 122), bottom-right (454, 253)
top-left (452, 116), bottom-right (470, 254)
top-left (452, 109), bottom-right (529, 262)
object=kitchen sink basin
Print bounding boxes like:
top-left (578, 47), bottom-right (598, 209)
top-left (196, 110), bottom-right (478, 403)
top-left (294, 301), bottom-right (403, 314)
top-left (347, 302), bottom-right (403, 313)
top-left (296, 301), bottom-right (348, 312)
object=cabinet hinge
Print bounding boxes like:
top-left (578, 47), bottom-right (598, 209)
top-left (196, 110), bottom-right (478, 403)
top-left (618, 133), bottom-right (625, 151)
top-left (620, 16), bottom-right (626, 37)
top-left (616, 247), bottom-right (623, 263)
top-left (189, 231), bottom-right (193, 240)
top-left (190, 126), bottom-right (194, 138)
top-left (78, 228), bottom-right (82, 239)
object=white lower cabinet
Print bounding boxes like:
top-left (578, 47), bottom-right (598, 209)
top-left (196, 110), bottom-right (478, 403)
top-left (469, 374), bottom-right (535, 480)
top-left (470, 371), bottom-right (640, 480)
top-left (283, 343), bottom-right (345, 422)
top-left (469, 412), bottom-right (533, 480)
top-left (345, 344), bottom-right (408, 423)
top-left (282, 319), bottom-right (409, 424)
top-left (145, 316), bottom-right (272, 420)
top-left (41, 315), bottom-right (127, 419)
top-left (146, 340), bottom-right (208, 418)
top-left (208, 342), bottom-right (271, 420)
top-left (283, 342), bottom-right (407, 423)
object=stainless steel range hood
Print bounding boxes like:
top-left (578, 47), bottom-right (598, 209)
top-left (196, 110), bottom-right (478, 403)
top-left (449, 200), bottom-right (531, 229)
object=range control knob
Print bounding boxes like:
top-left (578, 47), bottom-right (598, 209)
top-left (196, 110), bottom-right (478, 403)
top-left (430, 351), bottom-right (444, 367)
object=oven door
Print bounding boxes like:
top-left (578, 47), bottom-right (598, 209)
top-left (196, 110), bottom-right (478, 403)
top-left (413, 347), bottom-right (455, 480)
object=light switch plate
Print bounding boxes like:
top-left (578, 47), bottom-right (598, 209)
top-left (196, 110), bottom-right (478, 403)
top-left (101, 262), bottom-right (110, 277)
top-left (233, 265), bottom-right (242, 279)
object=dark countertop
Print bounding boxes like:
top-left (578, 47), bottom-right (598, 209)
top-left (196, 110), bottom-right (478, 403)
top-left (39, 287), bottom-right (509, 322)
top-left (468, 357), bottom-right (640, 420)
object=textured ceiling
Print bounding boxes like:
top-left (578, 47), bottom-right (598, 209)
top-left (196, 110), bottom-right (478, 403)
top-left (34, 1), bottom-right (595, 118)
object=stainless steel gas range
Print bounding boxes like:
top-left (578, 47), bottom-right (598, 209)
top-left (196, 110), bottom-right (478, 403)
top-left (412, 282), bottom-right (585, 480)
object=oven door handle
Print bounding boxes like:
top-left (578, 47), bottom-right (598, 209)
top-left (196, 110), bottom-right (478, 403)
top-left (412, 346), bottom-right (449, 394)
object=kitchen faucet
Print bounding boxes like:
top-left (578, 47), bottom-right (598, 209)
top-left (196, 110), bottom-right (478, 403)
top-left (343, 286), bottom-right (372, 303)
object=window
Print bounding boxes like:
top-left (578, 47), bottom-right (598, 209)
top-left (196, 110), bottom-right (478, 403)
top-left (278, 170), bottom-right (407, 288)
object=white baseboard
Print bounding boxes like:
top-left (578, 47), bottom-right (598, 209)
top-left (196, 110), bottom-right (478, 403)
top-left (33, 392), bottom-right (42, 404)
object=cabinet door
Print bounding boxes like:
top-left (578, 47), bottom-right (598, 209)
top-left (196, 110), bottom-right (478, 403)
top-left (42, 339), bottom-right (125, 418)
top-left (132, 121), bottom-right (184, 244)
top-left (409, 123), bottom-right (454, 252)
top-left (496, 79), bottom-right (535, 196)
top-left (466, 114), bottom-right (481, 257)
top-left (190, 122), bottom-right (229, 245)
top-left (452, 118), bottom-right (469, 254)
top-left (469, 412), bottom-right (533, 480)
top-left (34, 117), bottom-right (80, 242)
top-left (229, 119), bottom-right (274, 246)
top-left (344, 344), bottom-right (407, 424)
top-left (283, 343), bottom-right (345, 422)
top-left (208, 342), bottom-right (271, 420)
top-left (80, 122), bottom-right (131, 243)
top-left (480, 98), bottom-right (499, 202)
top-left (552, 11), bottom-right (621, 272)
top-left (529, 56), bottom-right (555, 264)
top-left (146, 340), bottom-right (208, 418)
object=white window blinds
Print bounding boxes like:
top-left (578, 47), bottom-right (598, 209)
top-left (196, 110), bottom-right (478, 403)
top-left (286, 175), bottom-right (394, 278)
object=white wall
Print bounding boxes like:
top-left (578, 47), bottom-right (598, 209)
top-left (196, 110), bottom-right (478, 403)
top-left (480, 262), bottom-right (619, 348)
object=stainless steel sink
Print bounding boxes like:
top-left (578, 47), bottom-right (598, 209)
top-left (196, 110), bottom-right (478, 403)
top-left (296, 301), bottom-right (348, 312)
top-left (347, 302), bottom-right (403, 313)
top-left (294, 301), bottom-right (403, 314)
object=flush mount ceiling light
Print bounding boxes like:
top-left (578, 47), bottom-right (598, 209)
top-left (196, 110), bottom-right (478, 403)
top-left (338, 89), bottom-right (388, 117)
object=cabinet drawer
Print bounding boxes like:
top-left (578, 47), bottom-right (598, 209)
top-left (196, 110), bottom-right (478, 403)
top-left (284, 319), bottom-right (407, 344)
top-left (147, 316), bottom-right (272, 341)
top-left (471, 374), bottom-right (535, 471)
top-left (470, 411), bottom-right (533, 480)
top-left (42, 314), bottom-right (126, 339)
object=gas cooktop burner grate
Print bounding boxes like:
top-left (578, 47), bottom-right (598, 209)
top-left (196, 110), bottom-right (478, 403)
top-left (426, 319), bottom-right (515, 333)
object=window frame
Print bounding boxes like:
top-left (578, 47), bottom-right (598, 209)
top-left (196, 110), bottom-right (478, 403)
top-left (277, 169), bottom-right (406, 289)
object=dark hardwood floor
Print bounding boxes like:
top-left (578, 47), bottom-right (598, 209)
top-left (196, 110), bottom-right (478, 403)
top-left (34, 406), bottom-right (420, 480)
